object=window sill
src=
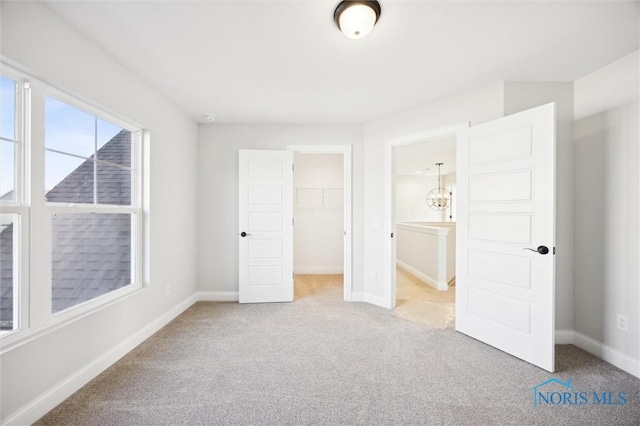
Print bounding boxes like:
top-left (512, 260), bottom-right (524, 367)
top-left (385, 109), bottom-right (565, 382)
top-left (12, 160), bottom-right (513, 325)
top-left (0, 283), bottom-right (145, 355)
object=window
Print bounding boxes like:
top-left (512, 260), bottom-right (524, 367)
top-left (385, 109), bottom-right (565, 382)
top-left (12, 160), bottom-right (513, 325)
top-left (0, 64), bottom-right (144, 341)
top-left (44, 97), bottom-right (141, 314)
top-left (1, 74), bottom-right (22, 332)
top-left (45, 97), bottom-right (133, 205)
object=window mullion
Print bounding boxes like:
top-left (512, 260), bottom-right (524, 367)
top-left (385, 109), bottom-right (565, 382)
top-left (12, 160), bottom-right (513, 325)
top-left (27, 80), bottom-right (51, 329)
top-left (94, 116), bottom-right (98, 205)
top-left (17, 81), bottom-right (30, 331)
top-left (46, 204), bottom-right (138, 214)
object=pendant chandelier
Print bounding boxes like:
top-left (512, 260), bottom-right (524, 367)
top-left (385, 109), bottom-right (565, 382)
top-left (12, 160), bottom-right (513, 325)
top-left (426, 163), bottom-right (451, 211)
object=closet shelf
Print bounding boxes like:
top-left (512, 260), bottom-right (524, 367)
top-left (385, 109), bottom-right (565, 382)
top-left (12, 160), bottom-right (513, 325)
top-left (294, 187), bottom-right (343, 209)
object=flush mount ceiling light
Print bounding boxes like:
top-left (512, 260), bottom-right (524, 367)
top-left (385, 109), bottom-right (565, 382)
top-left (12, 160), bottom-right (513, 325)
top-left (334, 1), bottom-right (381, 39)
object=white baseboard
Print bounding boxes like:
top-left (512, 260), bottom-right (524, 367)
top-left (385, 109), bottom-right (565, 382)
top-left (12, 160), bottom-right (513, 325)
top-left (396, 260), bottom-right (448, 291)
top-left (555, 329), bottom-right (639, 378)
top-left (555, 329), bottom-right (575, 344)
top-left (294, 267), bottom-right (344, 274)
top-left (349, 292), bottom-right (391, 308)
top-left (197, 291), bottom-right (239, 302)
top-left (351, 292), bottom-right (364, 302)
top-left (3, 293), bottom-right (199, 426)
top-left (363, 293), bottom-right (389, 309)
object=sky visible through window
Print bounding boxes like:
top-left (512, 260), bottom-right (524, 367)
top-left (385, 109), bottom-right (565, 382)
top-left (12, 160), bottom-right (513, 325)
top-left (1, 76), bottom-right (16, 198)
top-left (45, 97), bottom-right (121, 191)
top-left (1, 77), bottom-right (123, 197)
top-left (0, 77), bottom-right (15, 140)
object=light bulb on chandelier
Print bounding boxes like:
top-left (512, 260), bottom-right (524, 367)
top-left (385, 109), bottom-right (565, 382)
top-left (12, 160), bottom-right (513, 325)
top-left (426, 162), bottom-right (451, 211)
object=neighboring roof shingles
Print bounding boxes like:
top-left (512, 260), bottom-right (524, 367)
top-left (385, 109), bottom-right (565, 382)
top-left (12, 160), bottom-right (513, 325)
top-left (0, 130), bottom-right (132, 329)
top-left (0, 223), bottom-right (14, 328)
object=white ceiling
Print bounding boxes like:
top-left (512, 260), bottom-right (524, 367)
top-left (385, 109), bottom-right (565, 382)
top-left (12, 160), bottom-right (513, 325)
top-left (395, 135), bottom-right (456, 176)
top-left (42, 0), bottom-right (639, 124)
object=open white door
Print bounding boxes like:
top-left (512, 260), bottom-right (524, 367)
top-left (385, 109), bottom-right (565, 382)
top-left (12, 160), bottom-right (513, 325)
top-left (239, 149), bottom-right (294, 303)
top-left (456, 103), bottom-right (556, 372)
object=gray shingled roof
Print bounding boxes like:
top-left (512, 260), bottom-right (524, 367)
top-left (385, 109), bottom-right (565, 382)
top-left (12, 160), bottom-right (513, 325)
top-left (0, 130), bottom-right (132, 329)
top-left (0, 223), bottom-right (13, 329)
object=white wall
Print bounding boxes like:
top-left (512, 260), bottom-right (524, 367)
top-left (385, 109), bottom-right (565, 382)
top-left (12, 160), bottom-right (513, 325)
top-left (293, 153), bottom-right (343, 274)
top-left (396, 222), bottom-right (456, 290)
top-left (0, 2), bottom-right (199, 423)
top-left (443, 172), bottom-right (456, 187)
top-left (395, 175), bottom-right (444, 222)
top-left (198, 124), bottom-right (363, 295)
top-left (503, 82), bottom-right (575, 331)
top-left (396, 223), bottom-right (449, 290)
top-left (421, 222), bottom-right (457, 284)
top-left (573, 51), bottom-right (640, 362)
top-left (363, 83), bottom-right (505, 306)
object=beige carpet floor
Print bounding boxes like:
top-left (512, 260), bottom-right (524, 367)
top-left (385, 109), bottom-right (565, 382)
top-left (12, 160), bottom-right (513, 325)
top-left (36, 276), bottom-right (640, 425)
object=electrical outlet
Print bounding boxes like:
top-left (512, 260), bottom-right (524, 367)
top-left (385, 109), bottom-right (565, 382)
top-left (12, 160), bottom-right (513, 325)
top-left (165, 284), bottom-right (171, 296)
top-left (616, 314), bottom-right (628, 332)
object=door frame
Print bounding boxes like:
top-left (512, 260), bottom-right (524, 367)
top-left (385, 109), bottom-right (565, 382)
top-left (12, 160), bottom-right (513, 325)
top-left (383, 123), bottom-right (468, 309)
top-left (287, 145), bottom-right (353, 301)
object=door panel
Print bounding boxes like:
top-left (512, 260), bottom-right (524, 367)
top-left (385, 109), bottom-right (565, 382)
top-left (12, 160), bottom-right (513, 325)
top-left (239, 149), bottom-right (293, 303)
top-left (456, 103), bottom-right (556, 372)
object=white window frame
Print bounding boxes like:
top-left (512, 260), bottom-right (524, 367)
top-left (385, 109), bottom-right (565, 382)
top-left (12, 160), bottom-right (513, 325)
top-left (0, 68), bottom-right (30, 336)
top-left (0, 63), bottom-right (146, 351)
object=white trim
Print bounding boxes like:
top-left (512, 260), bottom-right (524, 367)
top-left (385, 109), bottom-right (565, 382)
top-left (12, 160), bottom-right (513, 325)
top-left (384, 123), bottom-right (469, 309)
top-left (396, 260), bottom-right (448, 291)
top-left (294, 267), bottom-right (344, 275)
top-left (197, 291), bottom-right (239, 302)
top-left (286, 145), bottom-right (353, 302)
top-left (0, 285), bottom-right (145, 354)
top-left (396, 222), bottom-right (449, 236)
top-left (554, 330), bottom-right (640, 378)
top-left (554, 329), bottom-right (575, 345)
top-left (351, 292), bottom-right (364, 302)
top-left (1, 59), bottom-right (145, 131)
top-left (363, 293), bottom-right (388, 308)
top-left (1, 293), bottom-right (199, 426)
top-left (573, 331), bottom-right (640, 378)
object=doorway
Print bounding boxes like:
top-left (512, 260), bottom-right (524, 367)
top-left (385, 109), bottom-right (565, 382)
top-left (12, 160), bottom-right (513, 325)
top-left (393, 136), bottom-right (457, 327)
top-left (383, 104), bottom-right (557, 372)
top-left (384, 123), bottom-right (467, 311)
top-left (287, 145), bottom-right (353, 301)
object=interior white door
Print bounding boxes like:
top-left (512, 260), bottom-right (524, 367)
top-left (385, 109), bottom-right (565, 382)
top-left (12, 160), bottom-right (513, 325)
top-left (456, 103), bottom-right (556, 372)
top-left (238, 149), bottom-right (294, 303)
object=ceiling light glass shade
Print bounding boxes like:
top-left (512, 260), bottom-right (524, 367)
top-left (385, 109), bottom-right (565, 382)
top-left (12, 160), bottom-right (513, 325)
top-left (426, 188), bottom-right (451, 211)
top-left (334, 1), bottom-right (381, 39)
top-left (426, 162), bottom-right (451, 211)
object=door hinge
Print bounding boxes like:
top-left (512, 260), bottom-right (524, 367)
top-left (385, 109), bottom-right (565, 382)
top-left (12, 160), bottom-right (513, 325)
top-left (292, 218), bottom-right (295, 226)
top-left (553, 247), bottom-right (556, 255)
top-left (292, 164), bottom-right (295, 172)
top-left (391, 233), bottom-right (394, 238)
